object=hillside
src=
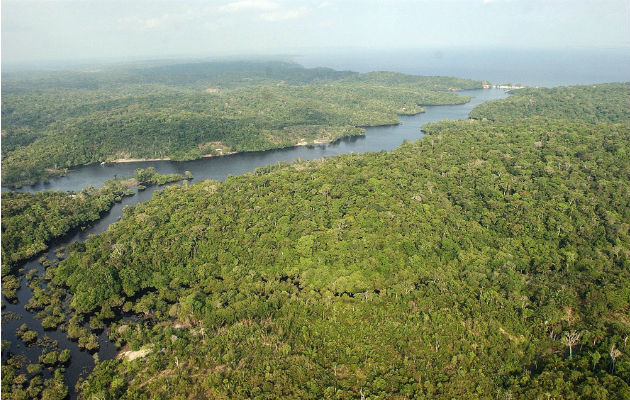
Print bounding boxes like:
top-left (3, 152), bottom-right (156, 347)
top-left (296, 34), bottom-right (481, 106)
top-left (6, 84), bottom-right (626, 399)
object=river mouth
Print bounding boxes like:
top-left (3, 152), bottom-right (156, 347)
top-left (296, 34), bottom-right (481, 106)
top-left (1, 88), bottom-right (508, 397)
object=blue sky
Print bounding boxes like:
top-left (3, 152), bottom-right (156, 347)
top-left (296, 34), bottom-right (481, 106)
top-left (2, 0), bottom-right (629, 64)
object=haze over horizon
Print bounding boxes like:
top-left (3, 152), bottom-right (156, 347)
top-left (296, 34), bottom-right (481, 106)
top-left (2, 0), bottom-right (629, 67)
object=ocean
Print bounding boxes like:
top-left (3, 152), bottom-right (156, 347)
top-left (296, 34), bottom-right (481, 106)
top-left (296, 47), bottom-right (630, 87)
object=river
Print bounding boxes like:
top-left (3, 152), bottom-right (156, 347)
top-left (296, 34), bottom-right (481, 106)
top-left (4, 88), bottom-right (507, 194)
top-left (1, 87), bottom-right (508, 397)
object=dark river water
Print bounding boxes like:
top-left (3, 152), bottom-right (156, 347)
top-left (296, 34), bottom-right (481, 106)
top-left (1, 88), bottom-right (508, 397)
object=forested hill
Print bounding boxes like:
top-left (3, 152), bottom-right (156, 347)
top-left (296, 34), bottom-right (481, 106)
top-left (1, 61), bottom-right (352, 93)
top-left (469, 83), bottom-right (630, 123)
top-left (1, 61), bottom-right (482, 187)
top-left (16, 84), bottom-right (627, 399)
top-left (1, 60), bottom-right (478, 92)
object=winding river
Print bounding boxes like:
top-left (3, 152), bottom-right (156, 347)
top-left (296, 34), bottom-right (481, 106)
top-left (1, 88), bottom-right (508, 397)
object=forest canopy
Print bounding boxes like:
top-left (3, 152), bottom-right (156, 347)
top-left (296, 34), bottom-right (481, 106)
top-left (469, 83), bottom-right (630, 123)
top-left (29, 83), bottom-right (630, 399)
top-left (1, 61), bottom-right (482, 186)
top-left (0, 168), bottom-right (186, 278)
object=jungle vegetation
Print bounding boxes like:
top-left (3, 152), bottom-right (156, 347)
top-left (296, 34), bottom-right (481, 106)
top-left (470, 83), bottom-right (630, 123)
top-left (1, 61), bottom-right (481, 186)
top-left (2, 271), bottom-right (75, 400)
top-left (3, 320), bottom-right (71, 400)
top-left (1, 169), bottom-right (187, 301)
top-left (16, 83), bottom-right (627, 398)
top-left (1, 181), bottom-right (132, 274)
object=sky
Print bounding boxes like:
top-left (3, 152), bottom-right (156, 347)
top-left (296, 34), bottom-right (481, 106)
top-left (1, 0), bottom-right (629, 66)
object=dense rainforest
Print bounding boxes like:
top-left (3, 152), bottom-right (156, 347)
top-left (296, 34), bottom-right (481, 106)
top-left (1, 61), bottom-right (482, 186)
top-left (0, 168), bottom-right (188, 301)
top-left (2, 83), bottom-right (627, 399)
top-left (469, 83), bottom-right (630, 123)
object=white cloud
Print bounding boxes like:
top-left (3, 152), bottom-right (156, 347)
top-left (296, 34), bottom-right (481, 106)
top-left (219, 0), bottom-right (279, 13)
top-left (259, 6), bottom-right (309, 21)
top-left (118, 10), bottom-right (197, 30)
top-left (218, 0), bottom-right (310, 22)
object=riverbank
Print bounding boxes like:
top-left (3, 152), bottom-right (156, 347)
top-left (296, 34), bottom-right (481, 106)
top-left (482, 83), bottom-right (527, 89)
top-left (1, 88), bottom-right (509, 398)
top-left (0, 168), bottom-right (188, 280)
top-left (110, 151), bottom-right (239, 163)
top-left (2, 89), bottom-right (508, 194)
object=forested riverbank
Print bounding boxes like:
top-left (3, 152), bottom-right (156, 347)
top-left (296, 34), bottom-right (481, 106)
top-left (470, 83), bottom-right (629, 123)
top-left (2, 83), bottom-right (626, 399)
top-left (1, 61), bottom-right (482, 187)
top-left (1, 168), bottom-right (190, 301)
top-left (2, 88), bottom-right (507, 194)
top-left (1, 78), bottom-right (493, 399)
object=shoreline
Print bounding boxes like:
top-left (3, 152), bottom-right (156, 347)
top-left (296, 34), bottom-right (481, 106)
top-left (0, 87), bottom-right (510, 397)
top-left (110, 151), bottom-right (238, 164)
top-left (2, 92), bottom-right (481, 187)
top-left (482, 84), bottom-right (526, 89)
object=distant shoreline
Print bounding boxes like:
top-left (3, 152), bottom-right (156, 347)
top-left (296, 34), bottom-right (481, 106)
top-left (110, 152), bottom-right (237, 164)
top-left (111, 157), bottom-right (170, 163)
top-left (482, 84), bottom-right (526, 89)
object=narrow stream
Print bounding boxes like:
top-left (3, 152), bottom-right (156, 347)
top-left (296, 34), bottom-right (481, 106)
top-left (1, 88), bottom-right (508, 397)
